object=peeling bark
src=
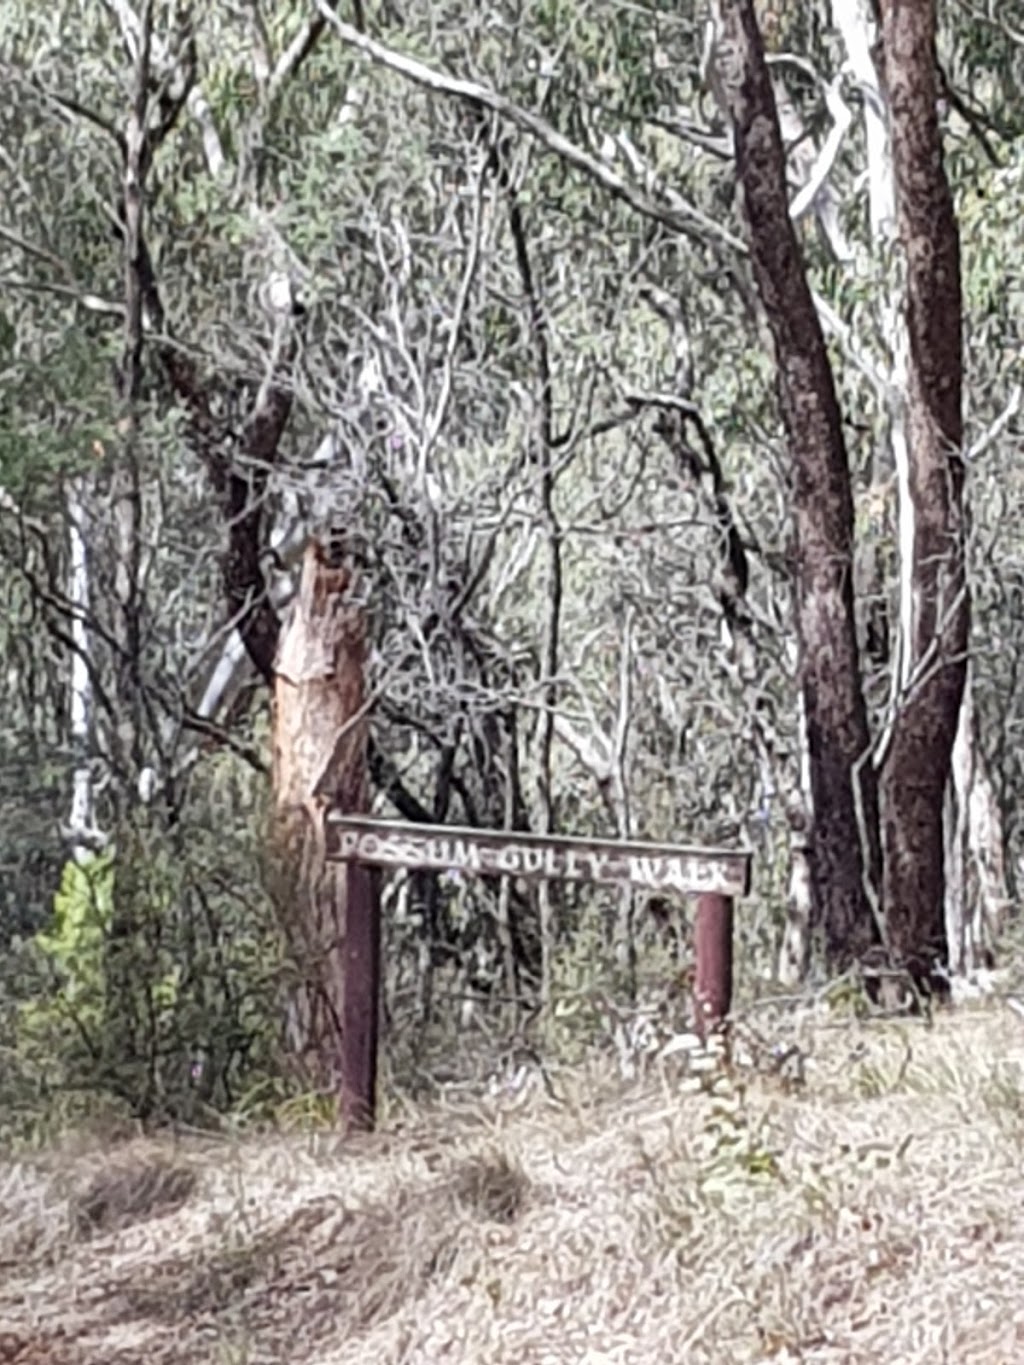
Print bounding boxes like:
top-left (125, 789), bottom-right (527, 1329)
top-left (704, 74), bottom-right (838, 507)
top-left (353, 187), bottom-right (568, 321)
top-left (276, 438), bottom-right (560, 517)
top-left (271, 540), bottom-right (372, 1112)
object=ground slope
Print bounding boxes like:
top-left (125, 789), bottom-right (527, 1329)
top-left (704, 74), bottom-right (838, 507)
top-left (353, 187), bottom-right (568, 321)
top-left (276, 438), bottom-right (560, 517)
top-left (3, 1004), bottom-right (1024, 1364)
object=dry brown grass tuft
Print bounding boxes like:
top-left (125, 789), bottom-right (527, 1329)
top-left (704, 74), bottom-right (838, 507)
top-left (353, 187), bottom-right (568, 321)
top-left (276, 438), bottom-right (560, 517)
top-left (0, 1137), bottom-right (198, 1265)
top-left (4, 1002), bottom-right (1024, 1363)
top-left (451, 1147), bottom-right (531, 1224)
top-left (67, 1149), bottom-right (199, 1239)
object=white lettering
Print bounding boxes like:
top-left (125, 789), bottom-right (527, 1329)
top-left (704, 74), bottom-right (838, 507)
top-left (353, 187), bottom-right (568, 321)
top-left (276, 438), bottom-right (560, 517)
top-left (629, 856), bottom-right (663, 888)
top-left (520, 847), bottom-right (544, 876)
top-left (384, 836), bottom-right (409, 864)
top-left (329, 825), bottom-right (744, 896)
top-left (497, 846), bottom-right (521, 873)
top-left (586, 851), bottom-right (612, 883)
top-left (662, 859), bottom-right (692, 892)
top-left (451, 840), bottom-right (483, 873)
top-left (402, 836), bottom-right (426, 864)
top-left (360, 833), bottom-right (381, 860)
top-left (422, 838), bottom-right (446, 865)
top-left (694, 862), bottom-right (715, 889)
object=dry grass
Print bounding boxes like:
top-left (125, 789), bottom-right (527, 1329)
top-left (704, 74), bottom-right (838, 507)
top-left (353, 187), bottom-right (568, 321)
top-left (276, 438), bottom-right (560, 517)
top-left (4, 1002), bottom-right (1024, 1364)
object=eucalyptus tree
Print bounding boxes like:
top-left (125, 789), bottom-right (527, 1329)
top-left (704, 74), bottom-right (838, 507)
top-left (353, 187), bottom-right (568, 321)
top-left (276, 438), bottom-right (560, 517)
top-left (3, 0), bottom-right (1023, 1120)
top-left (708, 0), bottom-right (1024, 987)
top-left (1, 0), bottom-right (780, 1103)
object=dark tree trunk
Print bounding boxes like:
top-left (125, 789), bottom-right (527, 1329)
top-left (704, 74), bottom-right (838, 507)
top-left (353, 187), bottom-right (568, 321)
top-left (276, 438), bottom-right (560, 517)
top-left (878, 0), bottom-right (968, 975)
top-left (713, 0), bottom-right (881, 967)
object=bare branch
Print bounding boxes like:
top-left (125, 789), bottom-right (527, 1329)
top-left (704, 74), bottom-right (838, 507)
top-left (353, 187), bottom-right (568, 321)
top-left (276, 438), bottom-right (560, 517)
top-left (1, 276), bottom-right (125, 316)
top-left (103, 0), bottom-right (226, 177)
top-left (267, 0), bottom-right (364, 106)
top-left (0, 222), bottom-right (69, 277)
top-left (786, 75), bottom-right (853, 228)
top-left (102, 0), bottom-right (143, 62)
top-left (967, 385), bottom-right (1022, 463)
top-left (24, 78), bottom-right (126, 151)
top-left (312, 1), bottom-right (746, 255)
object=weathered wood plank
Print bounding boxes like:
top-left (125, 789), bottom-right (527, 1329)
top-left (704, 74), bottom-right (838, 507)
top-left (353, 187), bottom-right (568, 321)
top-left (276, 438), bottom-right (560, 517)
top-left (324, 816), bottom-right (752, 899)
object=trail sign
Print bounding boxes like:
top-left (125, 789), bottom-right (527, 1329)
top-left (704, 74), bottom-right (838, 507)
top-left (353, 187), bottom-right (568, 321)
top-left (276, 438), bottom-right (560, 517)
top-left (325, 815), bottom-right (753, 1128)
top-left (325, 817), bottom-right (751, 898)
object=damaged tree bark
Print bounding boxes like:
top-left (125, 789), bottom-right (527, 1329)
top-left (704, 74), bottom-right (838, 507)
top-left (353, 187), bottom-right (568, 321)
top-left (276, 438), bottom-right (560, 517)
top-left (271, 539), bottom-right (376, 1126)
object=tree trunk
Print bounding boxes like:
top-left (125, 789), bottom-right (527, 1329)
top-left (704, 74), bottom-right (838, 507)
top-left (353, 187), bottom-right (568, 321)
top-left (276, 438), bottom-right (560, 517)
top-left (101, 20), bottom-right (156, 1109)
top-left (945, 669), bottom-right (1009, 973)
top-left (65, 478), bottom-right (99, 854)
top-left (877, 0), bottom-right (968, 976)
top-left (271, 539), bottom-right (372, 1113)
top-left (712, 0), bottom-right (881, 968)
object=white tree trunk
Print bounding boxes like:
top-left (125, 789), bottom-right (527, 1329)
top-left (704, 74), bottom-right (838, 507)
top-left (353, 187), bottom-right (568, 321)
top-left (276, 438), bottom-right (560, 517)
top-left (778, 839), bottom-right (812, 987)
top-left (946, 670), bottom-right (1010, 972)
top-left (777, 645), bottom-right (813, 984)
top-left (65, 478), bottom-right (100, 858)
top-left (832, 0), bottom-right (910, 702)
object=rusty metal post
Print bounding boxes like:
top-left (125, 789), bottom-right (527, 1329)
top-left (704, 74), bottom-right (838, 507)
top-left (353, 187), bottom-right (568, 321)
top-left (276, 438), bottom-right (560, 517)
top-left (341, 863), bottom-right (380, 1129)
top-left (694, 892), bottom-right (733, 1038)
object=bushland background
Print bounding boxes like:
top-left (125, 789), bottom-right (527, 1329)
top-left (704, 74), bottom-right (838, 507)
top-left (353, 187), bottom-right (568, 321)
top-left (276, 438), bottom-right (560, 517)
top-left (1, 2), bottom-right (1024, 1358)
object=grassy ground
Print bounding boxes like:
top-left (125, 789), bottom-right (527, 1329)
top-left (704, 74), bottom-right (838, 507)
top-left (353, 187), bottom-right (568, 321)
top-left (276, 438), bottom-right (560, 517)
top-left (4, 1000), bottom-right (1024, 1365)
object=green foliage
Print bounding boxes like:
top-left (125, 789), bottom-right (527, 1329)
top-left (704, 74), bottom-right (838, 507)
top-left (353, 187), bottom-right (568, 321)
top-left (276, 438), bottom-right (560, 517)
top-left (22, 845), bottom-right (191, 1059)
top-left (13, 797), bottom-right (287, 1126)
top-left (1, 0), bottom-right (1024, 1138)
top-left (33, 851), bottom-right (114, 1018)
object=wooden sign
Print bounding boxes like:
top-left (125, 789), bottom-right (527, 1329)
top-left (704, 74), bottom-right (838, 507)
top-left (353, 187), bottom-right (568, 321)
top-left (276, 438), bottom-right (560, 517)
top-left (325, 816), bottom-right (751, 898)
top-left (324, 814), bottom-right (752, 1126)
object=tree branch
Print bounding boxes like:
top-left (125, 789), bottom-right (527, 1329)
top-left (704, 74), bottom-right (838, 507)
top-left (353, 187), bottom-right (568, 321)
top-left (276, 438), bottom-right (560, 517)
top-left (268, 0), bottom-right (364, 106)
top-left (312, 1), bottom-right (746, 255)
